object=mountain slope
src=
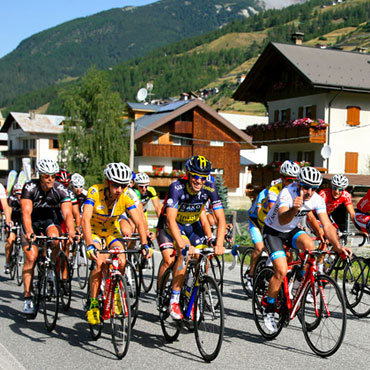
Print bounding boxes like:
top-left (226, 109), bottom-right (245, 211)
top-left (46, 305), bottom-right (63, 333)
top-left (0, 0), bottom-right (265, 106)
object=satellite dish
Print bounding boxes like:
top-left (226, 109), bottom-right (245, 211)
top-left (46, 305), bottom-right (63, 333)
top-left (321, 144), bottom-right (332, 160)
top-left (146, 82), bottom-right (153, 92)
top-left (136, 88), bottom-right (148, 102)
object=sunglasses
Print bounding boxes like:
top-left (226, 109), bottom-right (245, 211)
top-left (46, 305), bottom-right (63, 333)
top-left (189, 172), bottom-right (208, 181)
top-left (332, 186), bottom-right (344, 192)
top-left (110, 181), bottom-right (128, 189)
top-left (139, 185), bottom-right (149, 189)
top-left (42, 174), bottom-right (56, 180)
top-left (300, 182), bottom-right (319, 191)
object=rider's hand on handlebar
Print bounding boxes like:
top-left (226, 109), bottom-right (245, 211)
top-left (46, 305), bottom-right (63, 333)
top-left (26, 232), bottom-right (36, 243)
top-left (87, 244), bottom-right (99, 260)
top-left (141, 244), bottom-right (153, 259)
top-left (214, 244), bottom-right (225, 256)
top-left (340, 247), bottom-right (352, 259)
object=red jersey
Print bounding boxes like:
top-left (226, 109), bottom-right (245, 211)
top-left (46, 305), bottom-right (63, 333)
top-left (357, 189), bottom-right (370, 214)
top-left (318, 188), bottom-right (352, 214)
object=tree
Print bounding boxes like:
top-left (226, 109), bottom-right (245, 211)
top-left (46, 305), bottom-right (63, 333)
top-left (215, 175), bottom-right (229, 212)
top-left (59, 67), bottom-right (130, 186)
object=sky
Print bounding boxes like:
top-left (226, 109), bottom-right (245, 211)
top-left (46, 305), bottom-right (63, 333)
top-left (0, 0), bottom-right (157, 58)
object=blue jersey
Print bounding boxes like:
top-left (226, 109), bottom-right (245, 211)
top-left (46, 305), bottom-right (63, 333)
top-left (248, 188), bottom-right (268, 218)
top-left (162, 178), bottom-right (223, 225)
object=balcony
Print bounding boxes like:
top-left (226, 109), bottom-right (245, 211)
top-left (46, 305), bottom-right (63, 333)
top-left (139, 143), bottom-right (192, 158)
top-left (2, 148), bottom-right (37, 157)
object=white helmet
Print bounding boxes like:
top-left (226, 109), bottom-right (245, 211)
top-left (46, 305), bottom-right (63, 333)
top-left (331, 174), bottom-right (349, 189)
top-left (134, 173), bottom-right (150, 186)
top-left (280, 160), bottom-right (300, 178)
top-left (13, 183), bottom-right (23, 194)
top-left (104, 162), bottom-right (132, 184)
top-left (36, 158), bottom-right (59, 175)
top-left (298, 167), bottom-right (322, 187)
top-left (71, 173), bottom-right (85, 188)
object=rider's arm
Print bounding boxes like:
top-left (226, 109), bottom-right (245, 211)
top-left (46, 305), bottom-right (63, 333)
top-left (200, 210), bottom-right (212, 239)
top-left (61, 201), bottom-right (76, 239)
top-left (72, 203), bottom-right (81, 228)
top-left (1, 198), bottom-right (11, 225)
top-left (306, 211), bottom-right (325, 241)
top-left (82, 202), bottom-right (94, 246)
top-left (213, 208), bottom-right (226, 252)
top-left (127, 206), bottom-right (148, 245)
top-left (346, 203), bottom-right (356, 223)
top-left (152, 197), bottom-right (161, 218)
top-left (20, 199), bottom-right (34, 237)
top-left (278, 190), bottom-right (302, 225)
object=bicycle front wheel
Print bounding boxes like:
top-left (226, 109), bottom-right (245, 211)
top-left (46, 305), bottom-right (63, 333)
top-left (15, 245), bottom-right (24, 286)
top-left (140, 252), bottom-right (155, 293)
top-left (194, 275), bottom-right (224, 362)
top-left (240, 247), bottom-right (253, 296)
top-left (343, 257), bottom-right (370, 317)
top-left (85, 276), bottom-right (104, 340)
top-left (77, 241), bottom-right (89, 290)
top-left (209, 254), bottom-right (224, 294)
top-left (302, 274), bottom-right (346, 357)
top-left (43, 265), bottom-right (60, 332)
top-left (125, 260), bottom-right (139, 328)
top-left (58, 251), bottom-right (72, 311)
top-left (111, 275), bottom-right (131, 359)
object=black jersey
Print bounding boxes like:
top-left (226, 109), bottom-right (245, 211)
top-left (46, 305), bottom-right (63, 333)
top-left (21, 180), bottom-right (71, 221)
top-left (8, 194), bottom-right (22, 223)
top-left (75, 189), bottom-right (87, 213)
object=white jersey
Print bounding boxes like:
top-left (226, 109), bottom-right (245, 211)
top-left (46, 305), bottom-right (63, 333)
top-left (265, 182), bottom-right (326, 232)
top-left (0, 183), bottom-right (6, 199)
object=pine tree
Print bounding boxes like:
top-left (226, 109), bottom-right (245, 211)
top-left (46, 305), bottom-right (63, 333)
top-left (215, 174), bottom-right (229, 212)
top-left (59, 67), bottom-right (130, 186)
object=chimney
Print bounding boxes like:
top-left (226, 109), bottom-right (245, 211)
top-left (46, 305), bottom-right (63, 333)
top-left (291, 32), bottom-right (304, 45)
top-left (29, 110), bottom-right (36, 120)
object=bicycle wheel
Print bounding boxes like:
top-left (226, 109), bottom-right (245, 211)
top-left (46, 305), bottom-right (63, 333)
top-left (125, 260), bottom-right (139, 328)
top-left (159, 268), bottom-right (180, 342)
top-left (252, 267), bottom-right (285, 340)
top-left (28, 262), bottom-right (42, 320)
top-left (15, 245), bottom-right (24, 286)
top-left (194, 275), bottom-right (224, 362)
top-left (343, 257), bottom-right (370, 317)
top-left (111, 275), bottom-right (131, 359)
top-left (209, 255), bottom-right (223, 293)
top-left (140, 252), bottom-right (155, 293)
top-left (240, 247), bottom-right (254, 296)
top-left (43, 265), bottom-right (60, 332)
top-left (302, 274), bottom-right (346, 357)
top-left (9, 253), bottom-right (16, 280)
top-left (254, 256), bottom-right (268, 279)
top-left (58, 251), bottom-right (72, 311)
top-left (77, 241), bottom-right (89, 290)
top-left (130, 254), bottom-right (142, 296)
top-left (85, 278), bottom-right (104, 340)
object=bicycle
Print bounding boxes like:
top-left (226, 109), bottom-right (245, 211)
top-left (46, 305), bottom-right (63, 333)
top-left (84, 248), bottom-right (137, 359)
top-left (28, 234), bottom-right (69, 332)
top-left (8, 223), bottom-right (24, 286)
top-left (69, 237), bottom-right (89, 289)
top-left (252, 249), bottom-right (347, 357)
top-left (158, 247), bottom-right (224, 362)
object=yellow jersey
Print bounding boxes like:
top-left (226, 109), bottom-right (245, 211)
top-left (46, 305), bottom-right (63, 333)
top-left (257, 181), bottom-right (283, 228)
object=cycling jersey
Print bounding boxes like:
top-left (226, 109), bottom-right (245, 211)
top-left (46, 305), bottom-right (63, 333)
top-left (319, 188), bottom-right (352, 214)
top-left (265, 183), bottom-right (326, 233)
top-left (74, 189), bottom-right (87, 213)
top-left (8, 194), bottom-right (21, 223)
top-left (160, 178), bottom-right (223, 225)
top-left (134, 186), bottom-right (158, 212)
top-left (356, 189), bottom-right (370, 214)
top-left (118, 187), bottom-right (141, 222)
top-left (21, 180), bottom-right (71, 222)
top-left (257, 180), bottom-right (282, 227)
top-left (248, 188), bottom-right (268, 219)
top-left (0, 183), bottom-right (6, 199)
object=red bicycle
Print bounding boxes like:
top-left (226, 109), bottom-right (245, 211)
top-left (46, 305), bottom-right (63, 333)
top-left (252, 249), bottom-right (347, 357)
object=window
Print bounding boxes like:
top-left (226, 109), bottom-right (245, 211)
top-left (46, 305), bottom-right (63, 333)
top-left (12, 122), bottom-right (17, 130)
top-left (347, 106), bottom-right (360, 126)
top-left (172, 161), bottom-right (185, 171)
top-left (281, 109), bottom-right (291, 121)
top-left (23, 139), bottom-right (29, 149)
top-left (273, 152), bottom-right (290, 162)
top-left (210, 141), bottom-right (224, 147)
top-left (9, 141), bottom-right (12, 150)
top-left (9, 160), bottom-right (13, 170)
top-left (49, 139), bottom-right (59, 149)
top-left (30, 139), bottom-right (36, 149)
top-left (153, 134), bottom-right (159, 144)
top-left (173, 137), bottom-right (187, 146)
top-left (274, 110), bottom-right (279, 122)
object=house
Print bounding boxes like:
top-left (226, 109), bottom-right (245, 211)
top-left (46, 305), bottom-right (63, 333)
top-left (233, 41), bottom-right (370, 181)
top-left (1, 111), bottom-right (64, 173)
top-left (128, 99), bottom-right (255, 197)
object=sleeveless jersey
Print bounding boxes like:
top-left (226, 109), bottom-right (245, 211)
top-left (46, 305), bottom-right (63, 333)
top-left (319, 188), bottom-right (352, 214)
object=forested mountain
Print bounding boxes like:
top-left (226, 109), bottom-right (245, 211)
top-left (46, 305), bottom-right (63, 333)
top-left (3, 0), bottom-right (370, 116)
top-left (0, 0), bottom-right (267, 106)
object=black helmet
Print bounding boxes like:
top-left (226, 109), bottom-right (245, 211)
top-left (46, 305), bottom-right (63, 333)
top-left (186, 155), bottom-right (212, 175)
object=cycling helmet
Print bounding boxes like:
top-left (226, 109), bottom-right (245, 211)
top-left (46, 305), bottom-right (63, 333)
top-left (56, 169), bottom-right (71, 185)
top-left (71, 173), bottom-right (85, 188)
top-left (13, 183), bottom-right (23, 194)
top-left (297, 167), bottom-right (323, 187)
top-left (186, 155), bottom-right (212, 175)
top-left (134, 173), bottom-right (150, 186)
top-left (36, 159), bottom-right (59, 175)
top-left (104, 162), bottom-right (132, 184)
top-left (280, 160), bottom-right (300, 178)
top-left (331, 174), bottom-right (349, 189)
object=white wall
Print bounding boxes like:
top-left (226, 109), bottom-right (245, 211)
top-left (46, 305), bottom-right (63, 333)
top-left (136, 157), bottom-right (173, 173)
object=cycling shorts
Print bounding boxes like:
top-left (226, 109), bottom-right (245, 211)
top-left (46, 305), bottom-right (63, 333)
top-left (354, 211), bottom-right (370, 233)
top-left (248, 216), bottom-right (263, 244)
top-left (21, 218), bottom-right (60, 247)
top-left (157, 218), bottom-right (207, 252)
top-left (263, 225), bottom-right (305, 261)
top-left (91, 225), bottom-right (125, 249)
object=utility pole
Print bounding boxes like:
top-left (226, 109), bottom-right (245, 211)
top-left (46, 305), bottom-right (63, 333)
top-left (129, 120), bottom-right (135, 169)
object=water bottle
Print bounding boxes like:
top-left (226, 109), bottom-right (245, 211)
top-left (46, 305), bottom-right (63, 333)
top-left (185, 273), bottom-right (193, 297)
top-left (324, 254), bottom-right (334, 273)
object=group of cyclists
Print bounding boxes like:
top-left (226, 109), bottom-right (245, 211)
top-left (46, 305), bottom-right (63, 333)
top-left (2, 153), bottom-right (370, 352)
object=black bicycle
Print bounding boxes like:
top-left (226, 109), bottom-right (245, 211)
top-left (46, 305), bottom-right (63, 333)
top-left (69, 237), bottom-right (89, 289)
top-left (8, 223), bottom-right (24, 286)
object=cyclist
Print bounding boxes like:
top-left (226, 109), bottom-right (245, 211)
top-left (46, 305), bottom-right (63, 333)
top-left (0, 180), bottom-right (12, 251)
top-left (133, 172), bottom-right (161, 218)
top-left (70, 173), bottom-right (87, 214)
top-left (4, 183), bottom-right (23, 274)
top-left (354, 187), bottom-right (370, 235)
top-left (20, 159), bottom-right (75, 315)
top-left (157, 155), bottom-right (226, 320)
top-left (261, 166), bottom-right (351, 333)
top-left (82, 162), bottom-right (149, 325)
top-left (245, 161), bottom-right (300, 293)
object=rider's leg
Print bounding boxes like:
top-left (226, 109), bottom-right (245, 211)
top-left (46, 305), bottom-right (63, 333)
top-left (5, 232), bottom-right (15, 266)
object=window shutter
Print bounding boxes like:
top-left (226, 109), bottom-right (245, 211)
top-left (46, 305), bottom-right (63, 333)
top-left (311, 105), bottom-right (317, 120)
top-left (274, 110), bottom-right (279, 122)
top-left (297, 151), bottom-right (302, 162)
top-left (347, 106), bottom-right (360, 126)
top-left (345, 152), bottom-right (358, 173)
top-left (298, 107), bottom-right (303, 118)
top-left (286, 109), bottom-right (291, 121)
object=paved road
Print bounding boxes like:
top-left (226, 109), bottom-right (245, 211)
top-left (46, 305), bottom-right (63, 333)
top-left (0, 243), bottom-right (369, 370)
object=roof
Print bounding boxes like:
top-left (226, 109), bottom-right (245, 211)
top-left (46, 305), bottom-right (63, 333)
top-left (1, 112), bottom-right (64, 134)
top-left (322, 174), bottom-right (370, 188)
top-left (240, 155), bottom-right (256, 166)
top-left (233, 41), bottom-right (370, 101)
top-left (133, 99), bottom-right (255, 149)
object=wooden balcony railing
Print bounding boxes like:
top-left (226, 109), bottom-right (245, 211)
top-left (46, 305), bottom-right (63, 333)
top-left (140, 143), bottom-right (192, 158)
top-left (2, 149), bottom-right (37, 157)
